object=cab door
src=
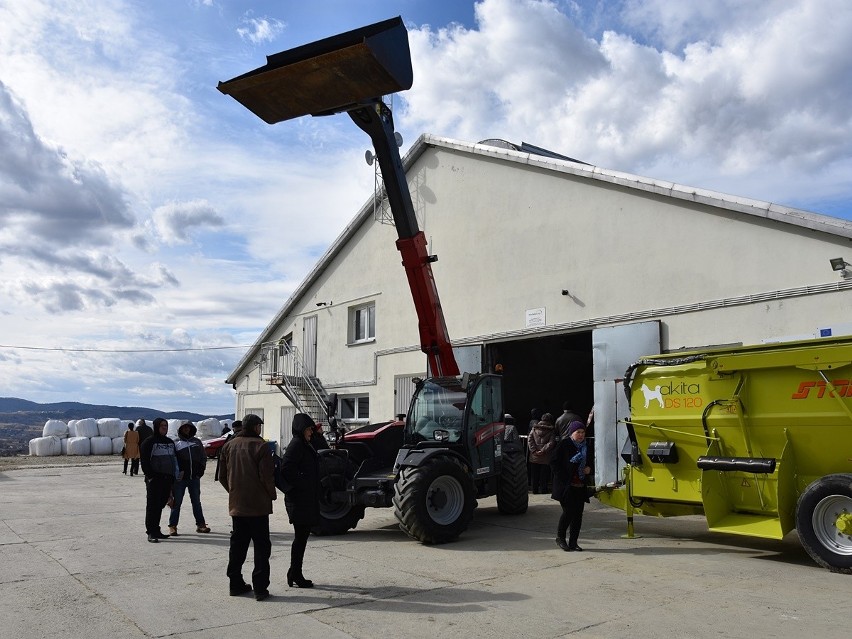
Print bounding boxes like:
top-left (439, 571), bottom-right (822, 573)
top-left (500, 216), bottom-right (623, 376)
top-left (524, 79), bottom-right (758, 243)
top-left (465, 375), bottom-right (503, 477)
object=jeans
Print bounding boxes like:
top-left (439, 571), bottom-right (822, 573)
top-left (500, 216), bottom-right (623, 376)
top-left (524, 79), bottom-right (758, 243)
top-left (227, 516), bottom-right (271, 591)
top-left (169, 477), bottom-right (206, 527)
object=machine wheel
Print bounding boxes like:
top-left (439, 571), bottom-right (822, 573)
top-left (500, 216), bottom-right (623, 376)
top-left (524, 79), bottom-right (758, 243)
top-left (796, 474), bottom-right (852, 573)
top-left (497, 450), bottom-right (529, 515)
top-left (393, 455), bottom-right (476, 544)
top-left (312, 501), bottom-right (366, 536)
top-left (311, 450), bottom-right (364, 536)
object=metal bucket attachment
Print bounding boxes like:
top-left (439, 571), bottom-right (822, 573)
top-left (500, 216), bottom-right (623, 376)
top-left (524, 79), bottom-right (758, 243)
top-left (217, 16), bottom-right (412, 124)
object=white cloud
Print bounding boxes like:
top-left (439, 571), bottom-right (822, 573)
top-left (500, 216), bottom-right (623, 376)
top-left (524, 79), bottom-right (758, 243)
top-left (237, 14), bottom-right (286, 44)
top-left (150, 199), bottom-right (225, 245)
top-left (401, 0), bottom-right (852, 207)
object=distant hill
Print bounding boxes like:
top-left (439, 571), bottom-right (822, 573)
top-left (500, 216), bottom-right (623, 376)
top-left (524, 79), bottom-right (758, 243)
top-left (0, 397), bottom-right (234, 456)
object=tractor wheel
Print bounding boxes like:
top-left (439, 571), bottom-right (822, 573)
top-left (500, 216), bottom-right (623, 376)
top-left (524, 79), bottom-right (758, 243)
top-left (497, 450), bottom-right (529, 515)
top-left (796, 474), bottom-right (852, 573)
top-left (312, 501), bottom-right (366, 536)
top-left (311, 450), bottom-right (364, 536)
top-left (393, 455), bottom-right (476, 544)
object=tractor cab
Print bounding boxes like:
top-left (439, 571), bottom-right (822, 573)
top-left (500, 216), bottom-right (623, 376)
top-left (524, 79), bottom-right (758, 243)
top-left (404, 373), bottom-right (504, 477)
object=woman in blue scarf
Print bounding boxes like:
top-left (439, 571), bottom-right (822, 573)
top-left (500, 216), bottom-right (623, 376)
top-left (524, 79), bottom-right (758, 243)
top-left (550, 421), bottom-right (591, 551)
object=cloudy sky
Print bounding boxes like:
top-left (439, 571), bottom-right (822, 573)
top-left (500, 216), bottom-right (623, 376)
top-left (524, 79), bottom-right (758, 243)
top-left (1, 0), bottom-right (850, 415)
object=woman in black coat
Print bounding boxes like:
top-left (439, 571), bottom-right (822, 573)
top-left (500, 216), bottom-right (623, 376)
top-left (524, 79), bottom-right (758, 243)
top-left (550, 421), bottom-right (591, 552)
top-left (281, 413), bottom-right (321, 588)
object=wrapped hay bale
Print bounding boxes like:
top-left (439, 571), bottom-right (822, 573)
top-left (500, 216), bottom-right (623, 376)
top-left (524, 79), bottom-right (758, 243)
top-left (112, 437), bottom-right (125, 454)
top-left (167, 419), bottom-right (182, 440)
top-left (196, 418), bottom-right (221, 440)
top-left (66, 437), bottom-right (91, 456)
top-left (61, 437), bottom-right (69, 455)
top-left (97, 418), bottom-right (123, 439)
top-left (67, 420), bottom-right (77, 436)
top-left (30, 436), bottom-right (62, 456)
top-left (43, 419), bottom-right (68, 438)
top-left (90, 436), bottom-right (113, 456)
top-left (74, 418), bottom-right (99, 438)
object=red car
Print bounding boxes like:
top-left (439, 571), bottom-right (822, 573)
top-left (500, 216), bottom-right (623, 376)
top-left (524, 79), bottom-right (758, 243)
top-left (203, 434), bottom-right (230, 458)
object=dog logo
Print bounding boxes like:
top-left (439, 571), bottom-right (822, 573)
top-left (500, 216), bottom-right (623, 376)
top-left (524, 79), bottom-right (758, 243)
top-left (640, 384), bottom-right (664, 409)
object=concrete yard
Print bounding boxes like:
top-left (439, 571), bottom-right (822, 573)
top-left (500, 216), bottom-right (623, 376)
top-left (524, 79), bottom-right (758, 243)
top-left (0, 460), bottom-right (849, 638)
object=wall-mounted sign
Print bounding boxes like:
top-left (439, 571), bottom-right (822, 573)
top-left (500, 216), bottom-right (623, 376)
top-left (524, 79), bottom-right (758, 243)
top-left (525, 307), bottom-right (546, 328)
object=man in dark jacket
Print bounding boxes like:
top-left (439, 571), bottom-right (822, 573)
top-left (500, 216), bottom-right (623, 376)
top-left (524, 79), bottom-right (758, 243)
top-left (218, 413), bottom-right (276, 601)
top-left (168, 422), bottom-right (209, 536)
top-left (555, 400), bottom-right (583, 438)
top-left (139, 417), bottom-right (179, 543)
top-left (136, 418), bottom-right (154, 447)
top-left (281, 413), bottom-right (321, 588)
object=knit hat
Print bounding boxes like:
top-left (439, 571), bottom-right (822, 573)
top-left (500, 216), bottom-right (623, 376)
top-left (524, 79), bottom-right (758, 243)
top-left (567, 421), bottom-right (585, 436)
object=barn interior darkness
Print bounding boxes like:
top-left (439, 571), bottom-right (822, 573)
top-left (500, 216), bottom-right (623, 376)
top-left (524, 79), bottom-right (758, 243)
top-left (488, 331), bottom-right (594, 429)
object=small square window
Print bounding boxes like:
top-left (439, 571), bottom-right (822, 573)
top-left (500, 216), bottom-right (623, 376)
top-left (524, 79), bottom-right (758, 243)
top-left (339, 395), bottom-right (369, 420)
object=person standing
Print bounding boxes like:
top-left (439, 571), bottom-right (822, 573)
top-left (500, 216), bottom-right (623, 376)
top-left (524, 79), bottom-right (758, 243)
top-left (123, 422), bottom-right (140, 476)
top-left (218, 414), bottom-right (276, 601)
top-left (551, 421), bottom-right (591, 552)
top-left (280, 413), bottom-right (321, 589)
top-left (168, 422), bottom-right (210, 536)
top-left (136, 418), bottom-right (154, 447)
top-left (555, 400), bottom-right (583, 438)
top-left (139, 417), bottom-right (179, 543)
top-left (528, 412), bottom-right (557, 494)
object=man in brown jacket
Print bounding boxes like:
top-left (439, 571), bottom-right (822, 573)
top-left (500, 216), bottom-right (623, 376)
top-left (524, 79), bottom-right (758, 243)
top-left (218, 413), bottom-right (276, 601)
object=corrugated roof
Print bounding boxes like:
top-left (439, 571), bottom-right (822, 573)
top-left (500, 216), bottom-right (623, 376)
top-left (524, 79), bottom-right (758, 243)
top-left (226, 134), bottom-right (852, 384)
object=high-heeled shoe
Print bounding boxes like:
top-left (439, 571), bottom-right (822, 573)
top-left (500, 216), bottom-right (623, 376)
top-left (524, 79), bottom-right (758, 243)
top-left (287, 568), bottom-right (314, 588)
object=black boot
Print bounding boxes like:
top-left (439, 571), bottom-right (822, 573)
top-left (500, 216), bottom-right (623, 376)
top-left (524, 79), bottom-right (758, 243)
top-left (287, 568), bottom-right (314, 588)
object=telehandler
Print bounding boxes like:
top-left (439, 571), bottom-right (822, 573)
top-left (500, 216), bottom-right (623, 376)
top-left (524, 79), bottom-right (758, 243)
top-left (218, 17), bottom-right (528, 543)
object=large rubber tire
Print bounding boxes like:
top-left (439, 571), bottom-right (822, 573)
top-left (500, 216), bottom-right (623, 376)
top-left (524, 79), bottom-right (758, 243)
top-left (796, 474), bottom-right (852, 573)
top-left (393, 455), bottom-right (476, 544)
top-left (312, 501), bottom-right (366, 536)
top-left (497, 450), bottom-right (529, 515)
top-left (311, 451), bottom-right (365, 536)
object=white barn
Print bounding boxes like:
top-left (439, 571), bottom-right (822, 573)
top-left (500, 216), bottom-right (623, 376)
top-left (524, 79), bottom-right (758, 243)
top-left (226, 134), bottom-right (852, 450)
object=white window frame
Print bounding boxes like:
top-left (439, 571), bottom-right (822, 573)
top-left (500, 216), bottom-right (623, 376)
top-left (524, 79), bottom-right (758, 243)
top-left (348, 302), bottom-right (376, 345)
top-left (338, 394), bottom-right (370, 423)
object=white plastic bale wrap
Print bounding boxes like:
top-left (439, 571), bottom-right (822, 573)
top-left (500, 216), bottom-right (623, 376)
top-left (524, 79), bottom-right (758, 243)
top-left (30, 436), bottom-right (62, 456)
top-left (61, 438), bottom-right (69, 455)
top-left (90, 436), bottom-right (113, 455)
top-left (196, 418), bottom-right (221, 440)
top-left (112, 437), bottom-right (125, 454)
top-left (66, 437), bottom-right (91, 456)
top-left (67, 420), bottom-right (78, 436)
top-left (97, 418), bottom-right (123, 439)
top-left (43, 420), bottom-right (68, 438)
top-left (167, 419), bottom-right (182, 440)
top-left (74, 418), bottom-right (99, 438)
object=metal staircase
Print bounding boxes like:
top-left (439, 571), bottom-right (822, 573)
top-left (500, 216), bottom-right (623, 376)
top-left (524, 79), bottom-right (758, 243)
top-left (259, 341), bottom-right (330, 424)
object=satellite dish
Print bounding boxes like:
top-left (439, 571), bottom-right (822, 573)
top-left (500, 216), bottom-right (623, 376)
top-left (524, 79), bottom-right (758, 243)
top-left (394, 131), bottom-right (403, 147)
top-left (365, 150), bottom-right (374, 166)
